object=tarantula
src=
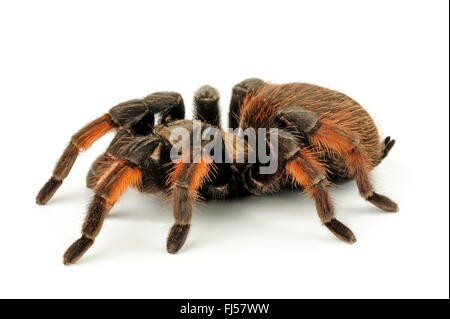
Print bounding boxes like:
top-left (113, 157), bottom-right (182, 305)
top-left (36, 78), bottom-right (398, 265)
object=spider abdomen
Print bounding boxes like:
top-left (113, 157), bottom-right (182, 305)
top-left (240, 82), bottom-right (382, 170)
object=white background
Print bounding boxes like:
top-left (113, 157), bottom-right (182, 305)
top-left (0, 0), bottom-right (448, 299)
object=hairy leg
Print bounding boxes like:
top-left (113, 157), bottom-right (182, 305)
top-left (38, 91), bottom-right (185, 205)
top-left (86, 152), bottom-right (116, 189)
top-left (150, 92), bottom-right (185, 125)
top-left (108, 92), bottom-right (185, 129)
top-left (308, 119), bottom-right (398, 212)
top-left (379, 136), bottom-right (396, 161)
top-left (275, 106), bottom-right (398, 212)
top-left (167, 154), bottom-right (215, 253)
top-left (229, 78), bottom-right (265, 129)
top-left (36, 114), bottom-right (116, 205)
top-left (193, 85), bottom-right (221, 128)
top-left (285, 149), bottom-right (356, 243)
top-left (63, 160), bottom-right (141, 265)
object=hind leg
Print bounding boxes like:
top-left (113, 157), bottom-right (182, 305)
top-left (379, 136), bottom-right (396, 162)
top-left (275, 107), bottom-right (398, 212)
top-left (308, 121), bottom-right (398, 212)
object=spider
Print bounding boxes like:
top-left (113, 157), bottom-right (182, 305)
top-left (36, 78), bottom-right (398, 265)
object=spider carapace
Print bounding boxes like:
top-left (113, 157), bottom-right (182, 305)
top-left (36, 78), bottom-right (398, 265)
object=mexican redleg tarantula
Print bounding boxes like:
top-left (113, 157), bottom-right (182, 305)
top-left (36, 78), bottom-right (398, 265)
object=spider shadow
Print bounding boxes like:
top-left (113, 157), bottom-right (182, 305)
top-left (107, 189), bottom-right (171, 223)
top-left (84, 191), bottom-right (171, 260)
top-left (328, 181), bottom-right (394, 216)
top-left (97, 181), bottom-right (387, 257)
top-left (187, 188), bottom-right (325, 249)
top-left (49, 188), bottom-right (92, 205)
top-left (100, 188), bottom-right (312, 255)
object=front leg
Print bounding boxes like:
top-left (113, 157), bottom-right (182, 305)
top-left (167, 154), bottom-right (215, 253)
top-left (108, 91), bottom-right (185, 130)
top-left (36, 114), bottom-right (117, 205)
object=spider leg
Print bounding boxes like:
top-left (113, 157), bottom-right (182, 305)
top-left (379, 136), bottom-right (396, 161)
top-left (63, 160), bottom-right (141, 265)
top-left (38, 92), bottom-right (185, 205)
top-left (229, 78), bottom-right (265, 129)
top-left (308, 120), bottom-right (398, 212)
top-left (193, 85), bottom-right (221, 128)
top-left (167, 154), bottom-right (215, 254)
top-left (285, 149), bottom-right (356, 243)
top-left (86, 152), bottom-right (114, 189)
top-left (109, 92), bottom-right (185, 128)
top-left (149, 92), bottom-right (185, 125)
top-left (36, 114), bottom-right (116, 205)
top-left (275, 107), bottom-right (398, 212)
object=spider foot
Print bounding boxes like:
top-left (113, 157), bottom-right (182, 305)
top-left (325, 219), bottom-right (357, 244)
top-left (63, 236), bottom-right (94, 265)
top-left (36, 177), bottom-right (62, 205)
top-left (367, 192), bottom-right (399, 212)
top-left (381, 136), bottom-right (396, 160)
top-left (167, 224), bottom-right (190, 254)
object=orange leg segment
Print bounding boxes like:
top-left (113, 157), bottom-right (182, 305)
top-left (63, 160), bottom-right (141, 265)
top-left (286, 149), bottom-right (356, 244)
top-left (309, 120), bottom-right (398, 212)
top-left (167, 154), bottom-right (215, 254)
top-left (36, 114), bottom-right (116, 205)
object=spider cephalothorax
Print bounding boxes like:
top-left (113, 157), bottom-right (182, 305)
top-left (36, 79), bottom-right (398, 265)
